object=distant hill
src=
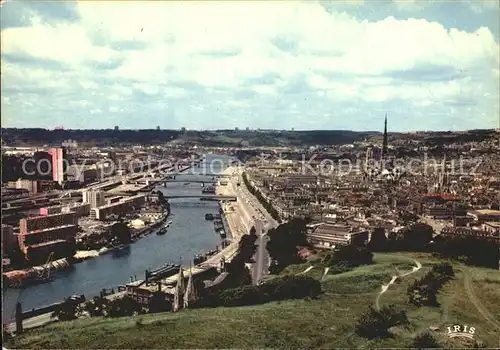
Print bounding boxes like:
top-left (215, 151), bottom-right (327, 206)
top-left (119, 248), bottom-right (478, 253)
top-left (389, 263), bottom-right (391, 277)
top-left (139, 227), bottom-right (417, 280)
top-left (1, 128), bottom-right (380, 147)
top-left (2, 128), bottom-right (496, 147)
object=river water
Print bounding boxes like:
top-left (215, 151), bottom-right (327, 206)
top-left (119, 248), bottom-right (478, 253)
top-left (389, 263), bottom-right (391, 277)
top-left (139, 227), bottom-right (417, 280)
top-left (2, 154), bottom-right (233, 322)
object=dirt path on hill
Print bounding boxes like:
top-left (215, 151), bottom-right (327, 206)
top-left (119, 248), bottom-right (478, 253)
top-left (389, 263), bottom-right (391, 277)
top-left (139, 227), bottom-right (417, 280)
top-left (375, 258), bottom-right (422, 311)
top-left (297, 266), bottom-right (314, 275)
top-left (463, 269), bottom-right (500, 331)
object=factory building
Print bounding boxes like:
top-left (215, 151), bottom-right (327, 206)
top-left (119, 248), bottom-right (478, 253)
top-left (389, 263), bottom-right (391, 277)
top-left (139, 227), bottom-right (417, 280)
top-left (18, 212), bottom-right (78, 264)
top-left (90, 194), bottom-right (146, 220)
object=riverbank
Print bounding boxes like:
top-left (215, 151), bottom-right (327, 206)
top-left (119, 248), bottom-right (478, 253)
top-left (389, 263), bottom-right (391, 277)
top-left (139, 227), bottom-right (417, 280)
top-left (202, 166), bottom-right (249, 265)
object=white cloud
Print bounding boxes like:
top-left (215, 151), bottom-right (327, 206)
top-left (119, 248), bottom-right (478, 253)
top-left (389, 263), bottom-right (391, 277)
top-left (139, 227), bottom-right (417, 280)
top-left (1, 0), bottom-right (499, 130)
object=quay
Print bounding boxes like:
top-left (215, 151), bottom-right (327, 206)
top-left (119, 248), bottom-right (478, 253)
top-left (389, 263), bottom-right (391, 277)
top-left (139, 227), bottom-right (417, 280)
top-left (7, 290), bottom-right (127, 334)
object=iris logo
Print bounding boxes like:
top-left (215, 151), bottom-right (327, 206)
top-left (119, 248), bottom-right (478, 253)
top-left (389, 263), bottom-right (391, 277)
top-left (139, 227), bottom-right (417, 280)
top-left (446, 325), bottom-right (476, 340)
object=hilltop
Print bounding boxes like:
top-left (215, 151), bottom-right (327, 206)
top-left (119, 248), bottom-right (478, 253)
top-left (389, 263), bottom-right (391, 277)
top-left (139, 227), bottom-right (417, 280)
top-left (6, 253), bottom-right (499, 349)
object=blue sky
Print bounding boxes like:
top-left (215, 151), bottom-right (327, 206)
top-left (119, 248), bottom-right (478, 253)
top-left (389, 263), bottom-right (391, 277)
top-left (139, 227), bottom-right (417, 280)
top-left (1, 0), bottom-right (499, 131)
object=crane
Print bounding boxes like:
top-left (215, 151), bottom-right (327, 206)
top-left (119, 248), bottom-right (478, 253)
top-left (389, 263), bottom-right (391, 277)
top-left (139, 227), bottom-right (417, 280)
top-left (37, 252), bottom-right (55, 281)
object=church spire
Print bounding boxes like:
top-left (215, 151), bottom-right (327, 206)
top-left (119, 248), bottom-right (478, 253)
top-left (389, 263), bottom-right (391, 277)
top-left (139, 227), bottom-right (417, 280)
top-left (382, 114), bottom-right (388, 157)
top-left (173, 262), bottom-right (185, 312)
top-left (183, 263), bottom-right (197, 309)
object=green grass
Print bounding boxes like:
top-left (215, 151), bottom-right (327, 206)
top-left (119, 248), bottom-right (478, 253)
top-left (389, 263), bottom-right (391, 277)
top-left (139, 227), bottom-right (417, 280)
top-left (6, 253), bottom-right (500, 349)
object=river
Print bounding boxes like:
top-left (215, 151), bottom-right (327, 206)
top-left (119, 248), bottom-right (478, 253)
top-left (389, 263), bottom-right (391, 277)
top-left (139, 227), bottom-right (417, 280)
top-left (2, 154), bottom-right (233, 322)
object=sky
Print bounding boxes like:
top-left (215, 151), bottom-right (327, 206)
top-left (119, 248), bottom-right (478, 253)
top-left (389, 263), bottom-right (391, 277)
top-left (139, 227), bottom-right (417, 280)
top-left (1, 0), bottom-right (499, 131)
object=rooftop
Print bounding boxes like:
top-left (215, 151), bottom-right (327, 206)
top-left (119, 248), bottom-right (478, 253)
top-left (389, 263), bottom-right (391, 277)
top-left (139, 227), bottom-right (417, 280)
top-left (24, 224), bottom-right (78, 235)
top-left (28, 239), bottom-right (68, 249)
top-left (469, 209), bottom-right (500, 216)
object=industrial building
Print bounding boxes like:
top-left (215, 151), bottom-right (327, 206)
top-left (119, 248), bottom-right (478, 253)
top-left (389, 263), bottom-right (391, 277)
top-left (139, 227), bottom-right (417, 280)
top-left (18, 212), bottom-right (78, 264)
top-left (90, 194), bottom-right (147, 220)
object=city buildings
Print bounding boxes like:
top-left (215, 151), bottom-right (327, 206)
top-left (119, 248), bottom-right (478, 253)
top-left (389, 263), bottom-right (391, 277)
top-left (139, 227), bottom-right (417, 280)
top-left (48, 147), bottom-right (67, 184)
top-left (83, 189), bottom-right (106, 209)
top-left (7, 179), bottom-right (38, 194)
top-left (89, 194), bottom-right (146, 220)
top-left (18, 212), bottom-right (78, 263)
top-left (40, 205), bottom-right (63, 216)
top-left (308, 222), bottom-right (369, 249)
top-left (61, 202), bottom-right (91, 217)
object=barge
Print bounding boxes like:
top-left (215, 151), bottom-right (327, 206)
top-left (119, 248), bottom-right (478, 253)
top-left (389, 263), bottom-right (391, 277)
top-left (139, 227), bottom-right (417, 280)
top-left (146, 263), bottom-right (181, 282)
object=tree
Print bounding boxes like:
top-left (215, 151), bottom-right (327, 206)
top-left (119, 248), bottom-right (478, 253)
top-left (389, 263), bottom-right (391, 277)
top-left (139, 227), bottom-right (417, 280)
top-left (148, 291), bottom-right (171, 313)
top-left (106, 296), bottom-right (144, 318)
top-left (110, 221), bottom-right (131, 245)
top-left (411, 332), bottom-right (440, 348)
top-left (51, 298), bottom-right (81, 321)
top-left (249, 226), bottom-right (257, 236)
top-left (407, 264), bottom-right (454, 307)
top-left (328, 244), bottom-right (373, 268)
top-left (432, 262), bottom-right (454, 279)
top-left (266, 219), bottom-right (309, 273)
top-left (238, 234), bottom-right (258, 262)
top-left (433, 234), bottom-right (499, 269)
top-left (84, 296), bottom-right (109, 317)
top-left (355, 305), bottom-right (409, 339)
top-left (388, 223), bottom-right (434, 252)
top-left (367, 227), bottom-right (388, 252)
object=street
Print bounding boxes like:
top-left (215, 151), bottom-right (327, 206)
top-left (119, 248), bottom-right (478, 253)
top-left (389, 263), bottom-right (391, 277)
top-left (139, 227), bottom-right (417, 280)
top-left (231, 167), bottom-right (279, 284)
top-left (252, 234), bottom-right (270, 285)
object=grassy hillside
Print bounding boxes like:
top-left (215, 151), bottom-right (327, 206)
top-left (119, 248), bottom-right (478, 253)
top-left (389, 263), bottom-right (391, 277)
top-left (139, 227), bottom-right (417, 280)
top-left (6, 253), bottom-right (499, 349)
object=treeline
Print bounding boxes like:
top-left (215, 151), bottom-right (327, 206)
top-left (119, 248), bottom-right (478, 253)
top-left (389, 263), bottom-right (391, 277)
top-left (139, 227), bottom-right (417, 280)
top-left (194, 275), bottom-right (321, 308)
top-left (266, 218), bottom-right (309, 273)
top-left (368, 224), bottom-right (499, 269)
top-left (2, 128), bottom-right (181, 146)
top-left (241, 172), bottom-right (281, 222)
top-left (324, 243), bottom-right (374, 274)
top-left (407, 263), bottom-right (454, 307)
top-left (52, 295), bottom-right (147, 321)
top-left (432, 234), bottom-right (499, 269)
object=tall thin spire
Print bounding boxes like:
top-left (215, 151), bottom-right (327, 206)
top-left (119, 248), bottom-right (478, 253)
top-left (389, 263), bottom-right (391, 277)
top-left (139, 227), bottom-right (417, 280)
top-left (382, 114), bottom-right (388, 157)
top-left (173, 261), bottom-right (185, 312)
top-left (183, 263), bottom-right (196, 309)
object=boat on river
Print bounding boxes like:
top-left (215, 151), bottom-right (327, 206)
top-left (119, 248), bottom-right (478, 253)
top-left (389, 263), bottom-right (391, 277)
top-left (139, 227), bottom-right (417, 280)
top-left (3, 253), bottom-right (64, 288)
top-left (157, 227), bottom-right (167, 235)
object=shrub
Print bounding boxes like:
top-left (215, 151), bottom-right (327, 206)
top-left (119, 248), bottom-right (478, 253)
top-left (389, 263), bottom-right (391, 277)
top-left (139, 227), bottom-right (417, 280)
top-left (412, 332), bottom-right (440, 348)
top-left (407, 264), bottom-right (454, 307)
top-left (355, 305), bottom-right (409, 339)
